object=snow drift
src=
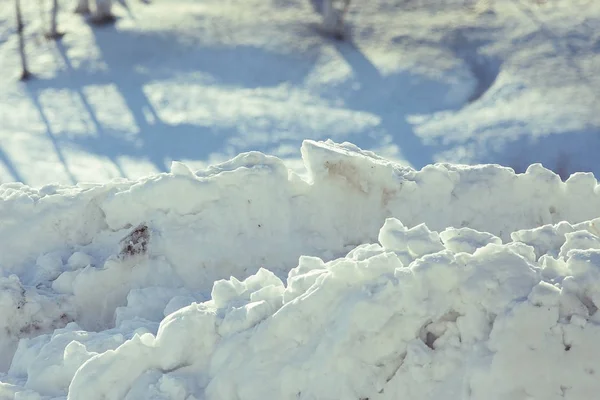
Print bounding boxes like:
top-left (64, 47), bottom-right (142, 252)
top-left (1, 140), bottom-right (600, 399)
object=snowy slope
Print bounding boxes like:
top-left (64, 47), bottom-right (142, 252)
top-left (0, 0), bottom-right (599, 186)
top-left (1, 140), bottom-right (600, 399)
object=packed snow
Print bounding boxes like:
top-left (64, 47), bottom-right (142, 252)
top-left (0, 140), bottom-right (600, 399)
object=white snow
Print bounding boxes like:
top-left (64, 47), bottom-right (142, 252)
top-left (0, 0), bottom-right (599, 186)
top-left (0, 140), bottom-right (599, 399)
top-left (1, 0), bottom-right (600, 398)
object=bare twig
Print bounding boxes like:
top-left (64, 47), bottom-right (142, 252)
top-left (45, 0), bottom-right (65, 39)
top-left (74, 0), bottom-right (91, 14)
top-left (15, 0), bottom-right (32, 80)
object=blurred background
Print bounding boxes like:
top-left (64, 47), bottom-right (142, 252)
top-left (0, 0), bottom-right (598, 186)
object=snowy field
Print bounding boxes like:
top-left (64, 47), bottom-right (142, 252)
top-left (0, 0), bottom-right (599, 186)
top-left (1, 0), bottom-right (600, 399)
top-left (1, 140), bottom-right (600, 399)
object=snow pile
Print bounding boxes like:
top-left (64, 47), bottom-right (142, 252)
top-left (1, 140), bottom-right (600, 399)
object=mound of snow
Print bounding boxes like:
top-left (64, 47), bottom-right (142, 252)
top-left (1, 140), bottom-right (600, 399)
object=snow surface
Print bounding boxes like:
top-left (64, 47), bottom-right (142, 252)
top-left (1, 140), bottom-right (600, 399)
top-left (1, 0), bottom-right (599, 186)
top-left (1, 0), bottom-right (600, 398)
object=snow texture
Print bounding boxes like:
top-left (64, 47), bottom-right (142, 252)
top-left (1, 140), bottom-right (600, 399)
top-left (1, 0), bottom-right (599, 186)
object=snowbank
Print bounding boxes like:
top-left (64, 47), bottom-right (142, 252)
top-left (1, 140), bottom-right (600, 399)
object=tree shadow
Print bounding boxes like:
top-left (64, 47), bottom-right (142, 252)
top-left (511, 0), bottom-right (600, 103)
top-left (494, 128), bottom-right (600, 180)
top-left (20, 21), bottom-right (317, 181)
top-left (0, 147), bottom-right (25, 184)
top-left (324, 38), bottom-right (464, 168)
top-left (23, 84), bottom-right (78, 184)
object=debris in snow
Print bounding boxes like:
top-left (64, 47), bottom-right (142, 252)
top-left (119, 224), bottom-right (150, 259)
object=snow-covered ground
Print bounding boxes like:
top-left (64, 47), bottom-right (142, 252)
top-left (0, 0), bottom-right (599, 186)
top-left (2, 1), bottom-right (600, 399)
top-left (1, 140), bottom-right (600, 399)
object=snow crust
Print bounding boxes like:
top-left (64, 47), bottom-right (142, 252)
top-left (1, 140), bottom-right (600, 399)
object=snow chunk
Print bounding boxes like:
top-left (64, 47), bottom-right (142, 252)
top-left (66, 252), bottom-right (93, 270)
top-left (0, 276), bottom-right (74, 372)
top-left (379, 218), bottom-right (444, 261)
top-left (440, 227), bottom-right (502, 254)
top-left (170, 161), bottom-right (195, 178)
top-left (559, 230), bottom-right (600, 258)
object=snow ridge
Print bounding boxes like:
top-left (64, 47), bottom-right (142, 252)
top-left (1, 140), bottom-right (600, 399)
